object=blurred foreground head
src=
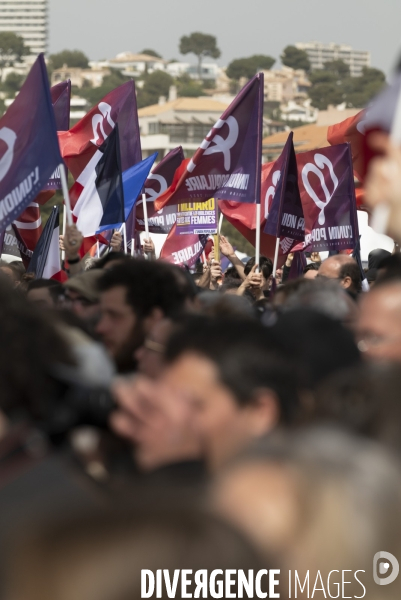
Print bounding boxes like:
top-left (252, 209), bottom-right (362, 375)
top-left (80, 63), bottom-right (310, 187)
top-left (8, 507), bottom-right (265, 600)
top-left (0, 274), bottom-right (74, 422)
top-left (164, 316), bottom-right (300, 470)
top-left (211, 427), bottom-right (401, 600)
top-left (357, 280), bottom-right (401, 361)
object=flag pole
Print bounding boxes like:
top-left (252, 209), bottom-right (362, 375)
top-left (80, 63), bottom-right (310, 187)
top-left (131, 238), bottom-right (135, 256)
top-left (123, 222), bottom-right (128, 254)
top-left (213, 200), bottom-right (220, 264)
top-left (59, 163), bottom-right (73, 225)
top-left (61, 205), bottom-right (66, 262)
top-left (96, 240), bottom-right (100, 258)
top-left (218, 212), bottom-right (224, 234)
top-left (255, 202), bottom-right (261, 270)
top-left (142, 192), bottom-right (149, 239)
top-left (272, 237), bottom-right (280, 278)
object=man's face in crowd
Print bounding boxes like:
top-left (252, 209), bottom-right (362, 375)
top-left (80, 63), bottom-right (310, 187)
top-left (27, 287), bottom-right (56, 308)
top-left (135, 319), bottom-right (172, 379)
top-left (96, 285), bottom-right (142, 372)
top-left (356, 283), bottom-right (401, 361)
top-left (160, 352), bottom-right (277, 471)
top-left (318, 257), bottom-right (353, 290)
top-left (65, 289), bottom-right (100, 322)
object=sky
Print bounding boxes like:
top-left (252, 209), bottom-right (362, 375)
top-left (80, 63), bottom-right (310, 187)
top-left (49, 0), bottom-right (401, 75)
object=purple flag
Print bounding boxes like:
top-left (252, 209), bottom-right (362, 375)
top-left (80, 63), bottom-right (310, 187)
top-left (131, 146), bottom-right (185, 237)
top-left (264, 132), bottom-right (304, 241)
top-left (296, 143), bottom-right (358, 252)
top-left (0, 54), bottom-right (62, 231)
top-left (288, 251), bottom-right (307, 280)
top-left (155, 73), bottom-right (264, 210)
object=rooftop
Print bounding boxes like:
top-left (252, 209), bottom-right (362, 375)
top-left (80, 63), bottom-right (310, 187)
top-left (109, 52), bottom-right (166, 64)
top-left (263, 123), bottom-right (329, 154)
top-left (138, 97), bottom-right (230, 118)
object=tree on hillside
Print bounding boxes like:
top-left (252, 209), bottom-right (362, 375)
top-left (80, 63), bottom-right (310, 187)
top-left (226, 55), bottom-right (275, 81)
top-left (0, 32), bottom-right (29, 76)
top-left (308, 60), bottom-right (385, 110)
top-left (342, 66), bottom-right (385, 108)
top-left (76, 68), bottom-right (129, 107)
top-left (179, 32), bottom-right (221, 79)
top-left (1, 71), bottom-right (24, 95)
top-left (140, 49), bottom-right (162, 58)
top-left (137, 70), bottom-right (174, 108)
top-left (281, 45), bottom-right (311, 72)
top-left (48, 50), bottom-right (90, 71)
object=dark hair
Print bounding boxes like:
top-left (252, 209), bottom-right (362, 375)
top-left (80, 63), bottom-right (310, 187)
top-left (165, 316), bottom-right (300, 423)
top-left (313, 363), bottom-right (401, 456)
top-left (27, 279), bottom-right (64, 303)
top-left (219, 278), bottom-right (242, 293)
top-left (91, 252), bottom-right (130, 270)
top-left (224, 266), bottom-right (242, 280)
top-left (0, 262), bottom-right (23, 281)
top-left (339, 260), bottom-right (362, 293)
top-left (97, 259), bottom-right (188, 319)
top-left (376, 253), bottom-right (401, 285)
top-left (303, 262), bottom-right (319, 273)
top-left (269, 308), bottom-right (360, 388)
top-left (244, 256), bottom-right (273, 279)
top-left (9, 260), bottom-right (26, 275)
top-left (0, 283), bottom-right (74, 418)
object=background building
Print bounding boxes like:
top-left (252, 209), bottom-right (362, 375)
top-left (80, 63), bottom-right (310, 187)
top-left (296, 42), bottom-right (370, 77)
top-left (0, 0), bottom-right (47, 56)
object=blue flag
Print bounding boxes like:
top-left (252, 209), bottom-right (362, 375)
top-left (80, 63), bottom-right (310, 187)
top-left (123, 152), bottom-right (158, 220)
top-left (0, 54), bottom-right (62, 230)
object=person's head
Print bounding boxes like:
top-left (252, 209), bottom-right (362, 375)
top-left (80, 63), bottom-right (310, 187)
top-left (376, 253), bottom-right (401, 284)
top-left (244, 256), bottom-right (273, 289)
top-left (64, 270), bottom-right (104, 326)
top-left (269, 308), bottom-right (361, 391)
top-left (277, 278), bottom-right (358, 324)
top-left (313, 362), bottom-right (401, 456)
top-left (134, 318), bottom-right (175, 379)
top-left (163, 316), bottom-right (300, 470)
top-left (8, 506), bottom-right (266, 600)
top-left (91, 251), bottom-right (131, 270)
top-left (303, 262), bottom-right (319, 280)
top-left (224, 266), bottom-right (242, 280)
top-left (96, 260), bottom-right (187, 373)
top-left (0, 262), bottom-right (23, 288)
top-left (211, 427), bottom-right (401, 599)
top-left (0, 280), bottom-right (74, 424)
top-left (318, 255), bottom-right (361, 294)
top-left (356, 280), bottom-right (401, 361)
top-left (27, 279), bottom-right (64, 308)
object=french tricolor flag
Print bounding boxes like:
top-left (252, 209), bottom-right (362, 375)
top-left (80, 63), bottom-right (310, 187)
top-left (27, 206), bottom-right (66, 281)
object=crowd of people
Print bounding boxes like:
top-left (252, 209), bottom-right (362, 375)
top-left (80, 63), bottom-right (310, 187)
top-left (1, 137), bottom-right (401, 600)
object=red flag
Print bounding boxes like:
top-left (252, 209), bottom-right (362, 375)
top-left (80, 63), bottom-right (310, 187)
top-left (59, 81), bottom-right (141, 179)
top-left (160, 223), bottom-right (208, 268)
top-left (327, 110), bottom-right (368, 182)
top-left (155, 74), bottom-right (264, 210)
top-left (58, 81), bottom-right (141, 256)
